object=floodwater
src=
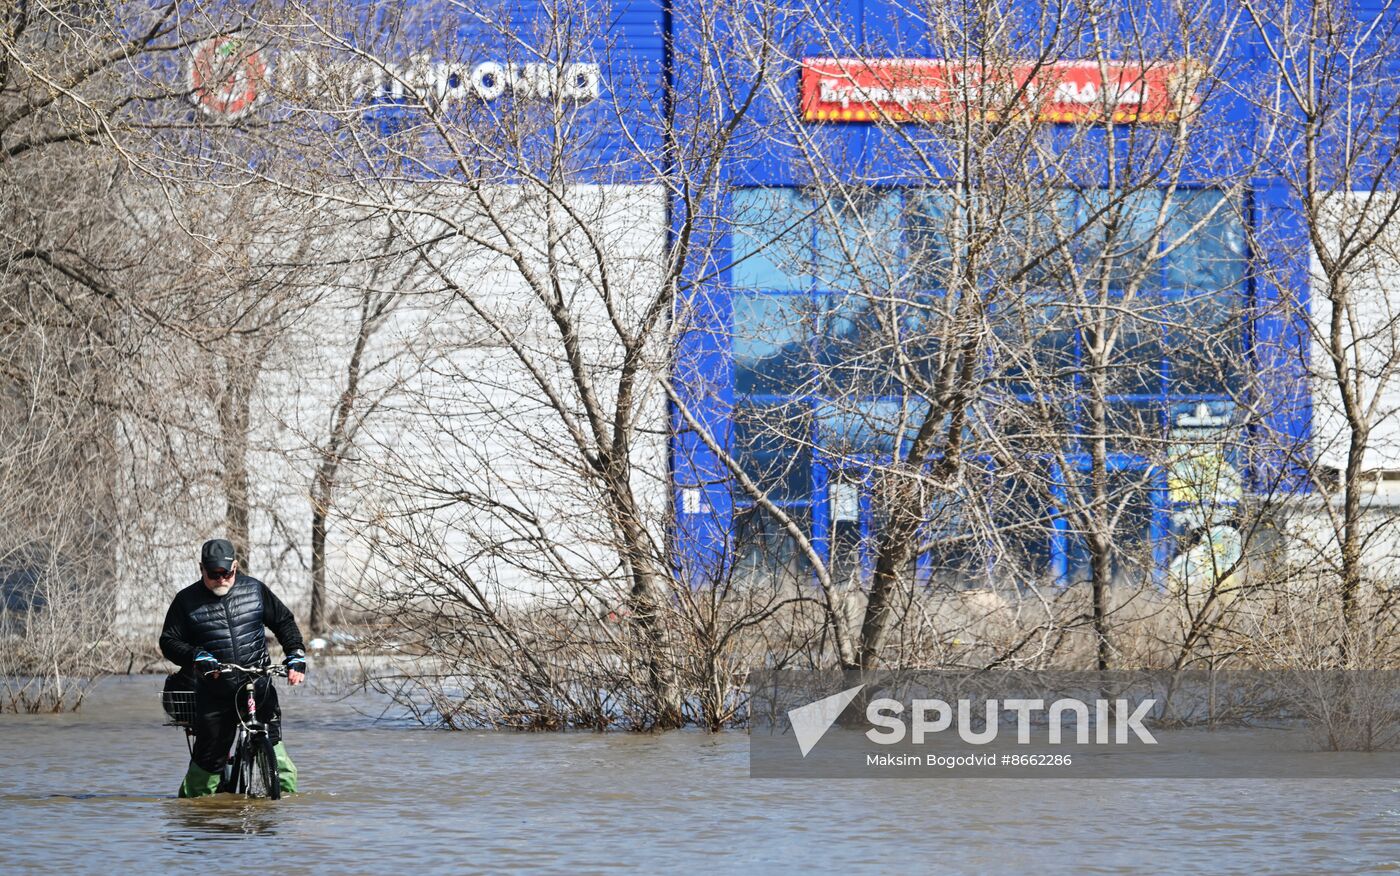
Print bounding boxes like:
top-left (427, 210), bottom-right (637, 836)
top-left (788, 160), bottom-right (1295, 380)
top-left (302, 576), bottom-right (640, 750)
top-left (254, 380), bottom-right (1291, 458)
top-left (1, 676), bottom-right (1398, 874)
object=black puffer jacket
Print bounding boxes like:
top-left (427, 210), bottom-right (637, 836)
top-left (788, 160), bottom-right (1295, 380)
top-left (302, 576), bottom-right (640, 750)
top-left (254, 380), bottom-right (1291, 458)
top-left (160, 573), bottom-right (304, 670)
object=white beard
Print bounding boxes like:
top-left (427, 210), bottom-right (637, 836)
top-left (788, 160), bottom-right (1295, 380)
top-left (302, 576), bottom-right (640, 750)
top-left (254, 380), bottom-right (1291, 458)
top-left (209, 580), bottom-right (234, 597)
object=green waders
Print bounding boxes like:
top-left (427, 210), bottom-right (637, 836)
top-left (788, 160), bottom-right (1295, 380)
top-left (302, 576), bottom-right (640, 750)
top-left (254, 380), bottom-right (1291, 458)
top-left (177, 743), bottom-right (298, 798)
top-left (177, 760), bottom-right (220, 798)
top-left (274, 742), bottom-right (298, 795)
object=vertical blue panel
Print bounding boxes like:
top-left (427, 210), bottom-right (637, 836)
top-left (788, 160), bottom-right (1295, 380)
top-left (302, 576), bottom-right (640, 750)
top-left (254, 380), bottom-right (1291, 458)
top-left (670, 218), bottom-right (735, 587)
top-left (1249, 181), bottom-right (1312, 494)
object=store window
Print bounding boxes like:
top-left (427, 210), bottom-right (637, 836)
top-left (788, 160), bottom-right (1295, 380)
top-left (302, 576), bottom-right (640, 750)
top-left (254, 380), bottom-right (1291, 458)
top-left (1098, 316), bottom-right (1165, 397)
top-left (811, 191), bottom-right (901, 290)
top-left (1080, 189), bottom-right (1166, 292)
top-left (1164, 290), bottom-right (1242, 394)
top-left (725, 185), bottom-right (1246, 584)
top-left (732, 293), bottom-right (814, 396)
top-left (1166, 190), bottom-right (1246, 291)
top-left (732, 505), bottom-right (813, 585)
top-left (996, 299), bottom-right (1079, 397)
top-left (813, 292), bottom-right (941, 397)
top-left (732, 401), bottom-right (812, 502)
top-left (1061, 470), bottom-right (1159, 585)
top-left (731, 188), bottom-right (814, 290)
top-left (815, 399), bottom-right (934, 456)
top-left (904, 191), bottom-right (957, 289)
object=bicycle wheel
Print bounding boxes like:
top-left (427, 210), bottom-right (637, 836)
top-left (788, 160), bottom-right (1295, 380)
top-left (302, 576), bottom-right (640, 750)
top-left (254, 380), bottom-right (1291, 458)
top-left (242, 735), bottom-right (281, 800)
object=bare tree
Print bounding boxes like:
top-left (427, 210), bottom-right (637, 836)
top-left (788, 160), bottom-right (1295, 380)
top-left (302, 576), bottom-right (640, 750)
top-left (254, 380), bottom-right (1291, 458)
top-left (303, 226), bottom-right (422, 635)
top-left (1241, 0), bottom-right (1400, 665)
top-left (0, 0), bottom-right (270, 707)
top-left (666, 0), bottom-right (1259, 675)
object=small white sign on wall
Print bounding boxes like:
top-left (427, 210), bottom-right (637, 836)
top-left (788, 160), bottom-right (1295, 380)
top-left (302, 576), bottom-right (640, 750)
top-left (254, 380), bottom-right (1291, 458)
top-left (831, 482), bottom-right (860, 523)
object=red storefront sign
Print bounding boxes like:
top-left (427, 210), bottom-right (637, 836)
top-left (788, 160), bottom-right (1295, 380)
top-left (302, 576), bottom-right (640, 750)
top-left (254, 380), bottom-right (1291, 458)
top-left (800, 58), bottom-right (1203, 124)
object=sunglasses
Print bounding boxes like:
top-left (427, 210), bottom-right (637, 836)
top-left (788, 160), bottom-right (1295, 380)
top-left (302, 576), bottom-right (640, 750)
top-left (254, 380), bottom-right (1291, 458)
top-left (204, 567), bottom-right (235, 580)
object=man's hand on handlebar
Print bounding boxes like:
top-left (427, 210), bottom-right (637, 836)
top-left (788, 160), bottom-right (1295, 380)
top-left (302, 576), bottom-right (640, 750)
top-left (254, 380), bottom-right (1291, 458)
top-left (194, 649), bottom-right (221, 679)
top-left (284, 649), bottom-right (307, 686)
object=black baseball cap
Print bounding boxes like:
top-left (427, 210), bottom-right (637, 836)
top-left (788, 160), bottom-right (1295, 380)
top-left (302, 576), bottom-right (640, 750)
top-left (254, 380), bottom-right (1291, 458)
top-left (201, 538), bottom-right (236, 572)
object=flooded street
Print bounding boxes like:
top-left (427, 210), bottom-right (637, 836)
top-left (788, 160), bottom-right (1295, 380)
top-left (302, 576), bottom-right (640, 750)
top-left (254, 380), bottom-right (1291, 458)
top-left (1, 675), bottom-right (1398, 873)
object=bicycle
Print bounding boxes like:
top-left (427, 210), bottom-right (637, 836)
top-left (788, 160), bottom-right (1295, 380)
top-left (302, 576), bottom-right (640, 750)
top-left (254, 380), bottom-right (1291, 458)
top-left (162, 662), bottom-right (287, 799)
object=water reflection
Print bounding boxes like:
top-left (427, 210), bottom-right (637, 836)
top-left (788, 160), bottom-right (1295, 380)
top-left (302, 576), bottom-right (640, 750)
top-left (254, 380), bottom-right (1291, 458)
top-left (163, 796), bottom-right (280, 841)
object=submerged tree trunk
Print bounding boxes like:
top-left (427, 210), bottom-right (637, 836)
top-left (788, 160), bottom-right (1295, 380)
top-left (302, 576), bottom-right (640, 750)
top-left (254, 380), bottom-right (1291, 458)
top-left (858, 535), bottom-right (915, 670)
top-left (607, 465), bottom-right (685, 728)
top-left (310, 379), bottom-right (366, 636)
top-left (218, 358), bottom-right (258, 573)
top-left (1086, 336), bottom-right (1113, 672)
top-left (1337, 347), bottom-right (1369, 666)
top-left (309, 479), bottom-right (331, 635)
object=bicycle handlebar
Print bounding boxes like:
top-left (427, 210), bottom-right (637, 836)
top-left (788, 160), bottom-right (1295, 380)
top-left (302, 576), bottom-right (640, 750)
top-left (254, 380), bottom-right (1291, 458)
top-left (204, 663), bottom-right (288, 678)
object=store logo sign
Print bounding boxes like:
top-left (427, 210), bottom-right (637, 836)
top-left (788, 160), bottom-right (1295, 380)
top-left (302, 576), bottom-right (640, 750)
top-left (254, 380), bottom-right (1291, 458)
top-left (189, 36), bottom-right (601, 119)
top-left (189, 37), bottom-right (268, 118)
top-left (800, 58), bottom-right (1205, 124)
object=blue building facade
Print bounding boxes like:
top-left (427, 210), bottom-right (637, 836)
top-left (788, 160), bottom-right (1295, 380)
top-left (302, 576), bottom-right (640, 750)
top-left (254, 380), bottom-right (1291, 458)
top-left (666, 1), bottom-right (1324, 588)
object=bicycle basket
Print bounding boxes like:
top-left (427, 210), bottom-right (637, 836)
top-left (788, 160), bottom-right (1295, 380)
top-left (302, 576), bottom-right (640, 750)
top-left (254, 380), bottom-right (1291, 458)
top-left (162, 672), bottom-right (197, 725)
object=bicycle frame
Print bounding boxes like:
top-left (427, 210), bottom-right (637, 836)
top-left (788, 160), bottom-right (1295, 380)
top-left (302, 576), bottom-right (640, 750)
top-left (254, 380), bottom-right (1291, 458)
top-left (221, 725), bottom-right (253, 792)
top-left (207, 663), bottom-right (287, 795)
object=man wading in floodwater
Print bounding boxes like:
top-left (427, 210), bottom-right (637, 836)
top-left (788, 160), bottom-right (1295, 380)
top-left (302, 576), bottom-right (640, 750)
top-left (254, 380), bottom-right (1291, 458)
top-left (160, 539), bottom-right (307, 797)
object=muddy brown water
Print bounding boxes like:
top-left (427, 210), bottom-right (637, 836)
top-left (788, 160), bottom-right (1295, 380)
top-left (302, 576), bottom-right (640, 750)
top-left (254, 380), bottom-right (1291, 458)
top-left (1, 675), bottom-right (1397, 874)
